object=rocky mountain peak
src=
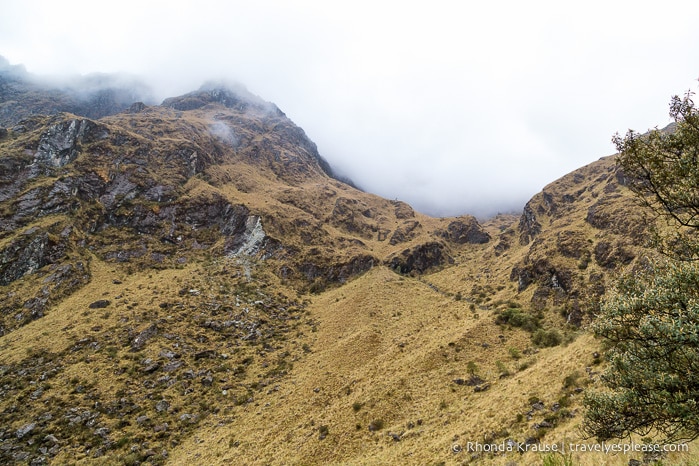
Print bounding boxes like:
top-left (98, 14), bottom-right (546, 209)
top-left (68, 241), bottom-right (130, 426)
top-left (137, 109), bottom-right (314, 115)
top-left (0, 59), bottom-right (153, 127)
top-left (161, 82), bottom-right (282, 116)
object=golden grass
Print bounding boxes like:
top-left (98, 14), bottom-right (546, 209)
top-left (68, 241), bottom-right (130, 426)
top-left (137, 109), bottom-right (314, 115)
top-left (2, 104), bottom-right (698, 465)
top-left (164, 267), bottom-right (576, 465)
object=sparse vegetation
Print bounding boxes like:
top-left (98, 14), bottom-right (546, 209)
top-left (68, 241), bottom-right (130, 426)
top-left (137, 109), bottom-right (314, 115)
top-left (508, 346), bottom-right (522, 360)
top-left (368, 419), bottom-right (384, 431)
top-left (532, 328), bottom-right (562, 347)
top-left (495, 360), bottom-right (511, 377)
top-left (584, 91), bottom-right (699, 444)
top-left (562, 371), bottom-right (581, 389)
top-left (495, 307), bottom-right (541, 332)
top-left (2, 75), bottom-right (698, 465)
top-left (542, 452), bottom-right (575, 466)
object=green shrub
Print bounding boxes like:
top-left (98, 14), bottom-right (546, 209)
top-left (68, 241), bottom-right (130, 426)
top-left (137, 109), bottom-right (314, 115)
top-left (496, 360), bottom-right (511, 377)
top-left (542, 452), bottom-right (575, 466)
top-left (563, 371), bottom-right (581, 389)
top-left (532, 329), bottom-right (562, 347)
top-left (508, 347), bottom-right (522, 360)
top-left (495, 308), bottom-right (540, 332)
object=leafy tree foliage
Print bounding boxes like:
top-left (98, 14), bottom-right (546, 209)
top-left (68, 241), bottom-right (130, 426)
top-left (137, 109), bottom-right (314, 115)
top-left (582, 261), bottom-right (699, 442)
top-left (614, 91), bottom-right (699, 259)
top-left (583, 91), bottom-right (699, 442)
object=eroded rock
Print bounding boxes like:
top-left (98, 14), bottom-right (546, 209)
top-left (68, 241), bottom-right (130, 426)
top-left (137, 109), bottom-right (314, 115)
top-left (440, 218), bottom-right (490, 245)
top-left (131, 324), bottom-right (157, 351)
top-left (388, 242), bottom-right (453, 274)
top-left (518, 201), bottom-right (541, 245)
top-left (34, 118), bottom-right (107, 169)
top-left (0, 228), bottom-right (69, 286)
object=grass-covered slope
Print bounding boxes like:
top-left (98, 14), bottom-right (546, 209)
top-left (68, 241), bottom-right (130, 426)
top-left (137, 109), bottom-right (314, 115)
top-left (1, 83), bottom-right (697, 465)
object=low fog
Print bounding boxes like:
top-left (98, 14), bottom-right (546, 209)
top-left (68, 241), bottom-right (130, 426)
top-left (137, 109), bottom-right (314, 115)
top-left (2, 1), bottom-right (699, 218)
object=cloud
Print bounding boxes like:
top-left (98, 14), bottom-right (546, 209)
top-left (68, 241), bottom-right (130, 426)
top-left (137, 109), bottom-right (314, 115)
top-left (209, 120), bottom-right (238, 147)
top-left (2, 0), bottom-right (699, 217)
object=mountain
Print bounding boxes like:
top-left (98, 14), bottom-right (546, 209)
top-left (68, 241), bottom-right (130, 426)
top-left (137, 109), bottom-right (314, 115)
top-left (0, 63), bottom-right (694, 465)
top-left (0, 56), bottom-right (153, 127)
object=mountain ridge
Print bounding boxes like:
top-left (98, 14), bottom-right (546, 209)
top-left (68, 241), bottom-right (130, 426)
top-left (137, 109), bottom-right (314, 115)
top-left (1, 60), bottom-right (696, 465)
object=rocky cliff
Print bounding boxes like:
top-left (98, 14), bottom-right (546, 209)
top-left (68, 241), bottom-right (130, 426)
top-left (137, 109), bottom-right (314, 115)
top-left (0, 63), bottom-right (675, 466)
top-left (0, 67), bottom-right (494, 336)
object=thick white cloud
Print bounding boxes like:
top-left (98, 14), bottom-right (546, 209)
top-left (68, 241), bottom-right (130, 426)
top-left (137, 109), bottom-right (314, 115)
top-left (2, 0), bottom-right (698, 217)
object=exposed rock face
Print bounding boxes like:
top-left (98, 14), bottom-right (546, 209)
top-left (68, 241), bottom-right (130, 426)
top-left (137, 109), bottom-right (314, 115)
top-left (0, 223), bottom-right (89, 334)
top-left (585, 196), bottom-right (647, 242)
top-left (518, 201), bottom-right (541, 245)
top-left (226, 216), bottom-right (267, 257)
top-left (510, 258), bottom-right (573, 295)
top-left (594, 240), bottom-right (635, 268)
top-left (390, 220), bottom-right (421, 245)
top-left (329, 197), bottom-right (377, 239)
top-left (298, 254), bottom-right (376, 285)
top-left (0, 227), bottom-right (69, 286)
top-left (388, 242), bottom-right (453, 274)
top-left (392, 200), bottom-right (415, 219)
top-left (126, 101), bottom-right (147, 113)
top-left (34, 118), bottom-right (107, 168)
top-left (162, 85), bottom-right (282, 114)
top-left (439, 218), bottom-right (490, 245)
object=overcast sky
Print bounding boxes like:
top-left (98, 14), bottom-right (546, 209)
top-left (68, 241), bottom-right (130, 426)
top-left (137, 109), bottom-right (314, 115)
top-left (2, 0), bottom-right (698, 217)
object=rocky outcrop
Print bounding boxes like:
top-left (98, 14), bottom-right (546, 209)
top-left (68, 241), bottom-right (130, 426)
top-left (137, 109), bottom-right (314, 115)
top-left (0, 222), bottom-right (90, 335)
top-left (439, 218), bottom-right (490, 245)
top-left (388, 242), bottom-right (453, 274)
top-left (0, 227), bottom-right (69, 286)
top-left (226, 216), bottom-right (267, 257)
top-left (585, 196), bottom-right (647, 242)
top-left (510, 258), bottom-right (573, 295)
top-left (329, 197), bottom-right (377, 239)
top-left (33, 118), bottom-right (105, 168)
top-left (389, 220), bottom-right (421, 245)
top-left (518, 201), bottom-right (541, 245)
top-left (162, 85), bottom-right (281, 115)
top-left (295, 254), bottom-right (377, 291)
top-left (593, 240), bottom-right (635, 269)
top-left (392, 200), bottom-right (415, 219)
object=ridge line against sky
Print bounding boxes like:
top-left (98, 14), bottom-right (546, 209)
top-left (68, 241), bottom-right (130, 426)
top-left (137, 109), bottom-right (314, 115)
top-left (2, 0), bottom-right (698, 217)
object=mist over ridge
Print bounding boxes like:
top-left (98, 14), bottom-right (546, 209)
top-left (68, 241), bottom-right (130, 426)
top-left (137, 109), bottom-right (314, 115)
top-left (3, 36), bottom-right (698, 219)
top-left (3, 1), bottom-right (699, 218)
